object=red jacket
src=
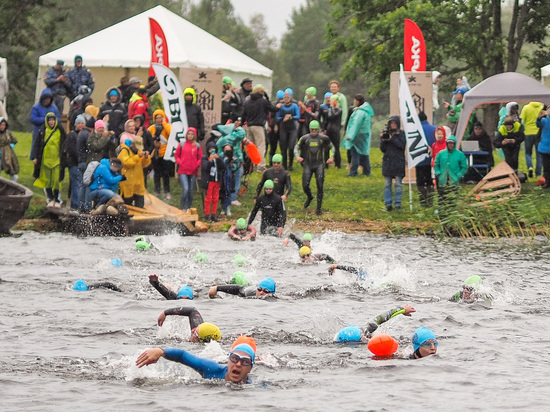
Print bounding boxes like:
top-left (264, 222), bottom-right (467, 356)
top-left (175, 140), bottom-right (202, 175)
top-left (128, 95), bottom-right (150, 127)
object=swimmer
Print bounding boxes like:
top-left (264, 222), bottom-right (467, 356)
top-left (73, 279), bottom-right (122, 292)
top-left (209, 277), bottom-right (276, 299)
top-left (228, 218), bottom-right (257, 241)
top-left (148, 274), bottom-right (194, 300)
top-left (157, 306), bottom-right (221, 343)
top-left (298, 245), bottom-right (335, 264)
top-left (248, 180), bottom-right (285, 236)
top-left (135, 235), bottom-right (157, 251)
top-left (334, 305), bottom-right (416, 343)
top-left (136, 340), bottom-right (256, 383)
top-left (411, 327), bottom-right (438, 359)
top-left (328, 264), bottom-right (368, 281)
top-left (449, 275), bottom-right (492, 303)
top-left (284, 232), bottom-right (335, 263)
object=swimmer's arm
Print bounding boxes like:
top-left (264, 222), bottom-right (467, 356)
top-left (247, 225), bottom-right (257, 238)
top-left (316, 254), bottom-right (335, 263)
top-left (161, 307), bottom-right (204, 329)
top-left (215, 284), bottom-right (246, 297)
top-left (228, 226), bottom-right (240, 240)
top-left (87, 282), bottom-right (122, 292)
top-left (449, 291), bottom-right (462, 302)
top-left (288, 233), bottom-right (303, 248)
top-left (363, 305), bottom-right (415, 336)
top-left (163, 348), bottom-right (223, 378)
top-left (334, 265), bottom-right (360, 275)
top-left (149, 275), bottom-right (178, 300)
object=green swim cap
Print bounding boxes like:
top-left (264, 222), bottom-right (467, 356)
top-left (272, 154), bottom-right (283, 163)
top-left (309, 120), bottom-right (320, 130)
top-left (194, 252), bottom-right (209, 263)
top-left (222, 76), bottom-right (232, 85)
top-left (230, 271), bottom-right (249, 286)
top-left (237, 218), bottom-right (247, 230)
top-left (303, 233), bottom-right (313, 241)
top-left (263, 179), bottom-right (274, 189)
top-left (233, 253), bottom-right (247, 266)
top-left (136, 240), bottom-right (150, 251)
top-left (464, 275), bottom-right (483, 288)
top-left (305, 86), bottom-right (317, 97)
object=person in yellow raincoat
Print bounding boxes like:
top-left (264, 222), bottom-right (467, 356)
top-left (33, 112), bottom-right (66, 207)
top-left (148, 109), bottom-right (172, 199)
top-left (118, 136), bottom-right (151, 208)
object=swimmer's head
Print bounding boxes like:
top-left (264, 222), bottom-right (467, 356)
top-left (135, 235), bottom-right (151, 251)
top-left (263, 179), bottom-right (274, 192)
top-left (299, 246), bottom-right (312, 262)
top-left (412, 327), bottom-right (438, 358)
top-left (334, 326), bottom-right (363, 343)
top-left (176, 285), bottom-right (194, 300)
top-left (302, 232), bottom-right (313, 246)
top-left (232, 336), bottom-right (257, 353)
top-left (230, 271), bottom-right (249, 286)
top-left (463, 275), bottom-right (483, 300)
top-left (73, 279), bottom-right (88, 291)
top-left (194, 252), bottom-right (209, 263)
top-left (233, 253), bottom-right (247, 266)
top-left (257, 277), bottom-right (276, 296)
top-left (191, 322), bottom-right (221, 343)
top-left (236, 218), bottom-right (247, 230)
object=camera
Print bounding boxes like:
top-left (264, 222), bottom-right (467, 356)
top-left (381, 129), bottom-right (391, 140)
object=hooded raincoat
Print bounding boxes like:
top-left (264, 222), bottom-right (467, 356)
top-left (434, 136), bottom-right (468, 187)
top-left (343, 102), bottom-right (375, 155)
top-left (33, 113), bottom-right (66, 189)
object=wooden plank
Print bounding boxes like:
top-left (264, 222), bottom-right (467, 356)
top-left (472, 177), bottom-right (516, 192)
top-left (476, 187), bottom-right (517, 199)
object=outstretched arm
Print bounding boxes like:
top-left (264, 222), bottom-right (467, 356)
top-left (149, 274), bottom-right (178, 300)
top-left (87, 282), bottom-right (122, 292)
top-left (159, 306), bottom-right (204, 329)
top-left (363, 305), bottom-right (415, 338)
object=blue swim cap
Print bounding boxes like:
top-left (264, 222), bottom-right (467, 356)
top-left (232, 343), bottom-right (255, 364)
top-left (335, 326), bottom-right (362, 342)
top-left (276, 90), bottom-right (284, 99)
top-left (111, 258), bottom-right (122, 267)
top-left (258, 277), bottom-right (276, 293)
top-left (284, 88), bottom-right (293, 96)
top-left (73, 279), bottom-right (88, 291)
top-left (412, 327), bottom-right (436, 351)
top-left (177, 285), bottom-right (194, 300)
top-left (324, 92), bottom-right (333, 99)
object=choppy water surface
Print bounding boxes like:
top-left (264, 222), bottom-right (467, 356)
top-left (1, 230), bottom-right (550, 411)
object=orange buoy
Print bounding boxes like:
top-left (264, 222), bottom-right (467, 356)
top-left (367, 334), bottom-right (399, 356)
top-left (246, 142), bottom-right (262, 165)
top-left (231, 335), bottom-right (257, 353)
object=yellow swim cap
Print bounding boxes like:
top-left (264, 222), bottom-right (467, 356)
top-left (299, 246), bottom-right (312, 257)
top-left (198, 322), bottom-right (221, 342)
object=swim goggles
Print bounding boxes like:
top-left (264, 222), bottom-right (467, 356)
top-left (229, 352), bottom-right (253, 367)
top-left (420, 340), bottom-right (439, 349)
top-left (257, 287), bottom-right (271, 293)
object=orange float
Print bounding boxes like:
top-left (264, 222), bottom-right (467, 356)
top-left (246, 142), bottom-right (261, 165)
top-left (367, 334), bottom-right (399, 357)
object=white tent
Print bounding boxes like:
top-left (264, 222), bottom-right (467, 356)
top-left (36, 5), bottom-right (272, 109)
top-left (542, 63), bottom-right (550, 86)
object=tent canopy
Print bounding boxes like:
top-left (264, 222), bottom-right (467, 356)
top-left (38, 5), bottom-right (271, 77)
top-left (541, 64), bottom-right (550, 79)
top-left (455, 72), bottom-right (550, 143)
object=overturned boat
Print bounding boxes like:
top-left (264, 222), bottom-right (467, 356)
top-left (0, 177), bottom-right (33, 235)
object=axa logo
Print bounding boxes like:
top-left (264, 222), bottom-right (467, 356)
top-left (155, 34), bottom-right (164, 65)
top-left (410, 35), bottom-right (421, 72)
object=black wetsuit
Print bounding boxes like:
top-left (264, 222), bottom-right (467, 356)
top-left (88, 282), bottom-right (122, 292)
top-left (294, 133), bottom-right (334, 212)
top-left (333, 265), bottom-right (367, 281)
top-left (289, 233), bottom-right (335, 263)
top-left (216, 285), bottom-right (278, 300)
top-left (248, 192), bottom-right (286, 234)
top-left (149, 277), bottom-right (178, 300)
top-left (164, 306), bottom-right (204, 330)
top-left (255, 168), bottom-right (292, 199)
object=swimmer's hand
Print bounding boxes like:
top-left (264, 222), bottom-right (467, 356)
top-left (242, 235), bottom-right (251, 241)
top-left (136, 348), bottom-right (164, 368)
top-left (282, 238), bottom-right (289, 246)
top-left (208, 286), bottom-right (218, 298)
top-left (157, 311), bottom-right (166, 326)
top-left (149, 274), bottom-right (159, 283)
top-left (276, 227), bottom-right (284, 237)
top-left (403, 304), bottom-right (416, 316)
top-left (328, 264), bottom-right (338, 275)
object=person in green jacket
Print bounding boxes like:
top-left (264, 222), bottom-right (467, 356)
top-left (434, 135), bottom-right (468, 202)
top-left (343, 94), bottom-right (374, 177)
top-left (444, 88), bottom-right (466, 134)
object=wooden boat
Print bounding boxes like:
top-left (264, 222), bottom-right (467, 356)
top-left (0, 176), bottom-right (33, 235)
top-left (468, 161), bottom-right (521, 201)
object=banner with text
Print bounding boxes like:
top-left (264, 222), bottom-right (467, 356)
top-left (152, 63), bottom-right (188, 162)
top-left (149, 18), bottom-right (169, 77)
top-left (398, 65), bottom-right (430, 169)
top-left (404, 19), bottom-right (426, 72)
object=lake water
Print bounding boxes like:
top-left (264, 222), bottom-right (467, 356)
top-left (1, 230), bottom-right (550, 411)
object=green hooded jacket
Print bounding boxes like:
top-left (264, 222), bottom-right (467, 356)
top-left (434, 136), bottom-right (468, 186)
top-left (343, 102), bottom-right (375, 155)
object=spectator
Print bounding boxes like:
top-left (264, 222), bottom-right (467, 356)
top-left (118, 137), bottom-right (151, 208)
top-left (183, 88), bottom-right (205, 141)
top-left (128, 86), bottom-right (150, 128)
top-left (431, 126), bottom-right (447, 167)
top-left (175, 127), bottom-right (202, 212)
top-left (89, 158), bottom-right (126, 214)
top-left (33, 112), bottom-right (67, 207)
top-left (434, 136), bottom-right (468, 203)
top-left (147, 110), bottom-right (172, 198)
top-left (444, 87), bottom-right (467, 134)
top-left (67, 55), bottom-right (95, 99)
top-left (536, 107), bottom-right (550, 188)
top-left (521, 102), bottom-right (544, 178)
top-left (30, 89), bottom-right (60, 160)
top-left (99, 87), bottom-right (127, 140)
top-left (62, 115), bottom-right (85, 209)
top-left (276, 90), bottom-right (300, 171)
top-left (432, 71), bottom-right (441, 123)
top-left (134, 114), bottom-right (155, 188)
top-left (221, 76), bottom-right (242, 124)
top-left (239, 78), bottom-right (253, 105)
top-left (380, 116), bottom-right (406, 211)
top-left (0, 117), bottom-right (19, 181)
top-left (44, 60), bottom-right (71, 113)
top-left (328, 80), bottom-right (348, 128)
top-left (122, 77), bottom-right (141, 106)
top-left (493, 116), bottom-right (525, 173)
top-left (68, 94), bottom-right (93, 132)
top-left (118, 76), bottom-right (130, 101)
top-left (417, 112), bottom-right (436, 207)
top-left (343, 94), bottom-right (374, 177)
top-left (87, 120), bottom-right (112, 163)
top-left (201, 141), bottom-right (225, 222)
top-left (77, 116), bottom-right (94, 212)
top-left (220, 142), bottom-right (240, 216)
top-left (465, 121), bottom-right (494, 170)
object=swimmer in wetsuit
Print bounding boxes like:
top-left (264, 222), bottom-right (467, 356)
top-left (208, 277), bottom-right (276, 299)
top-left (73, 279), bottom-right (122, 292)
top-left (136, 341), bottom-right (256, 384)
top-left (334, 305), bottom-right (416, 343)
top-left (148, 274), bottom-right (194, 300)
top-left (410, 327), bottom-right (438, 359)
top-left (248, 179), bottom-right (286, 236)
top-left (157, 306), bottom-right (221, 343)
top-left (328, 264), bottom-right (368, 280)
top-left (449, 275), bottom-right (492, 303)
top-left (135, 235), bottom-right (157, 251)
top-left (228, 218), bottom-right (257, 241)
top-left (284, 232), bottom-right (335, 263)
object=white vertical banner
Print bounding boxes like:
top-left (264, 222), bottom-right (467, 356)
top-left (152, 63), bottom-right (189, 162)
top-left (398, 64), bottom-right (430, 169)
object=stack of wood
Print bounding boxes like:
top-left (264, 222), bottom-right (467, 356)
top-left (468, 161), bottom-right (521, 201)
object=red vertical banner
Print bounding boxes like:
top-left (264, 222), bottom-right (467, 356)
top-left (404, 19), bottom-right (426, 72)
top-left (149, 18), bottom-right (169, 77)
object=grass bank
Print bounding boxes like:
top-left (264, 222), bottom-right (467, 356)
top-left (8, 130), bottom-right (550, 238)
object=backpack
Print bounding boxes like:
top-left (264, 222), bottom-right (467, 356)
top-left (83, 161), bottom-right (100, 186)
